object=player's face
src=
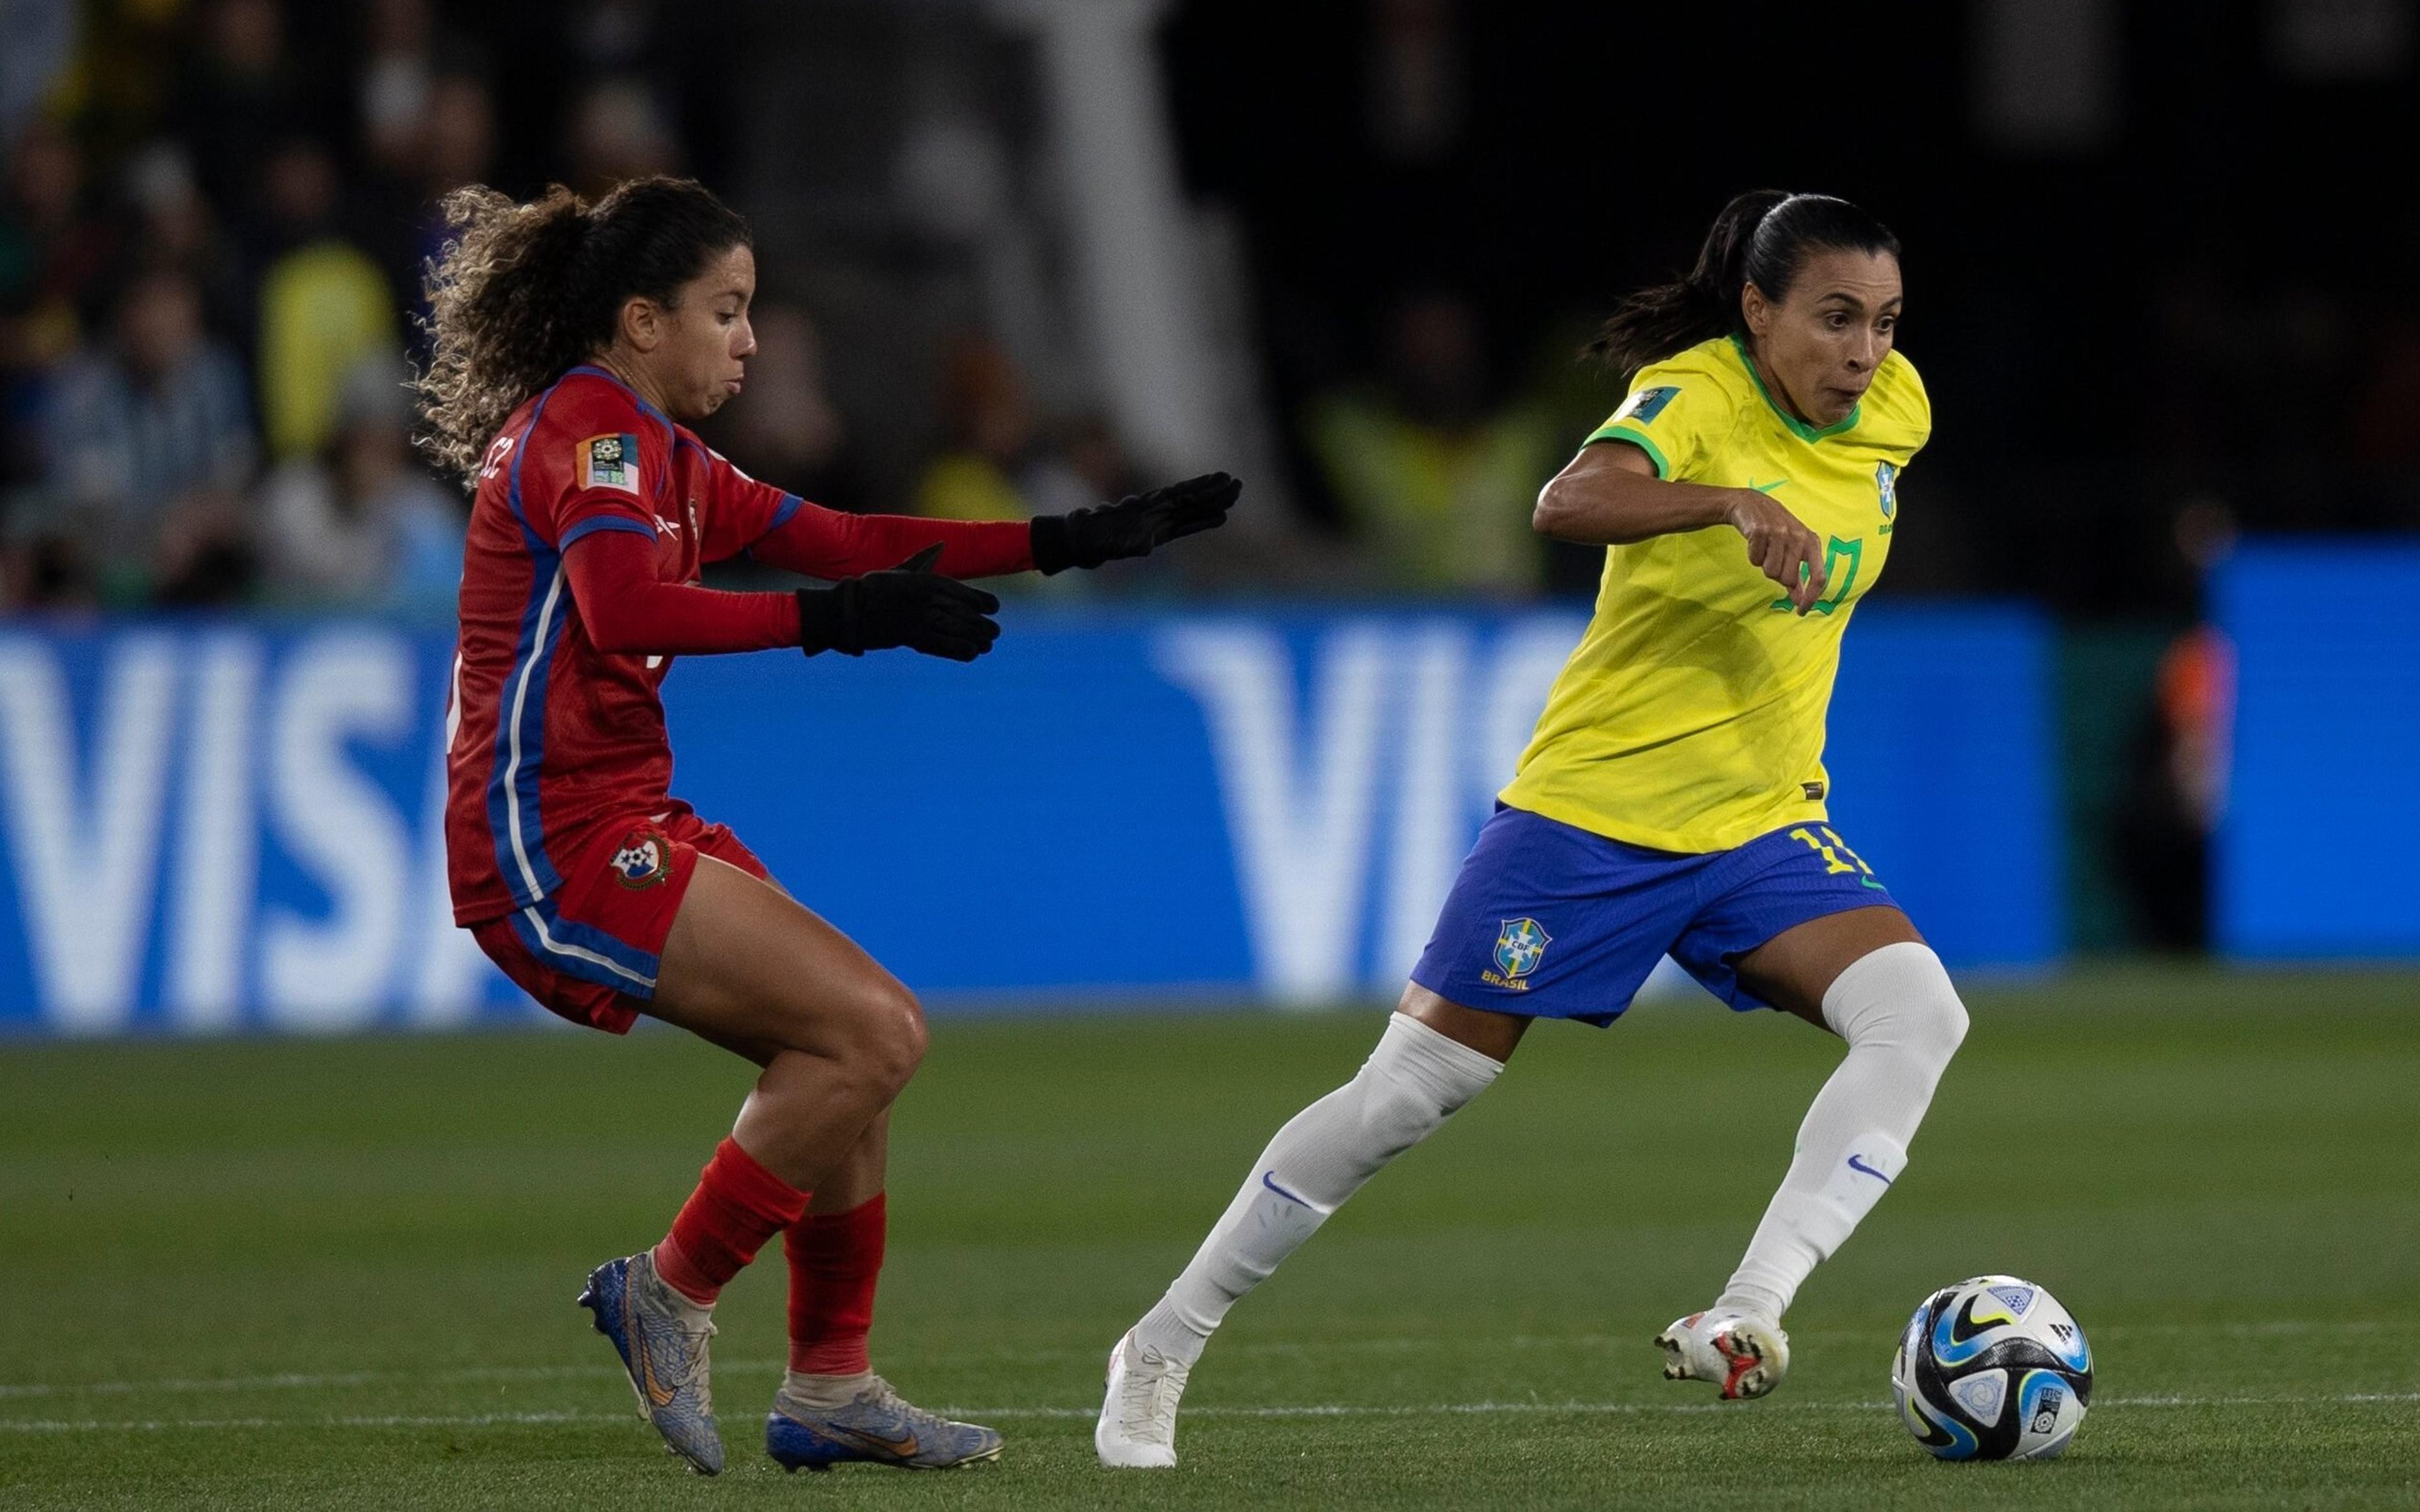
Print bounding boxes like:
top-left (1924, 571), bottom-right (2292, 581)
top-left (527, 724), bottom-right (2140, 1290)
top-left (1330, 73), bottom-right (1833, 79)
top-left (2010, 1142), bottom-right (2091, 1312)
top-left (1744, 248), bottom-right (1902, 427)
top-left (655, 243), bottom-right (758, 422)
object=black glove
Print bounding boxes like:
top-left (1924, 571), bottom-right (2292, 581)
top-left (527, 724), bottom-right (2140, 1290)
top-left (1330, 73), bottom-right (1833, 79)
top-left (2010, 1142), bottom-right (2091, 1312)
top-left (1028, 471), bottom-right (1242, 574)
top-left (797, 544), bottom-right (1001, 662)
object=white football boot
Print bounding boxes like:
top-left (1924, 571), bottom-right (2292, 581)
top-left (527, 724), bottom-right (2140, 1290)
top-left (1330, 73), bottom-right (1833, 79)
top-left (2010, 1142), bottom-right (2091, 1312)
top-left (1095, 1329), bottom-right (1189, 1468)
top-left (1656, 1309), bottom-right (1790, 1400)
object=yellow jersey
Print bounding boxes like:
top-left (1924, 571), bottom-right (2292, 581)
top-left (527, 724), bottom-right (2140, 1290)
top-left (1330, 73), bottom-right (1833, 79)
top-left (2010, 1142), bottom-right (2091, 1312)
top-left (1499, 334), bottom-right (1931, 853)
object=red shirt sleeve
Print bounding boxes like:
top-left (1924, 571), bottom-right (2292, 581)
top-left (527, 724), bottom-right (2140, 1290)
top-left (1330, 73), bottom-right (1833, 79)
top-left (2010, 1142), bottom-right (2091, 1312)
top-left (685, 438), bottom-right (1029, 576)
top-left (534, 380), bottom-right (663, 547)
top-left (696, 447), bottom-right (797, 562)
top-left (564, 528), bottom-right (801, 656)
top-left (692, 440), bottom-right (1035, 578)
top-left (747, 500), bottom-right (1037, 580)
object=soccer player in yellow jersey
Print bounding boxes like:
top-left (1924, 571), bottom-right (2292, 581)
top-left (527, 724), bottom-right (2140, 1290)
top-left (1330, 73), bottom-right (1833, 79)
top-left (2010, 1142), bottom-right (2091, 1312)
top-left (1099, 191), bottom-right (1974, 1467)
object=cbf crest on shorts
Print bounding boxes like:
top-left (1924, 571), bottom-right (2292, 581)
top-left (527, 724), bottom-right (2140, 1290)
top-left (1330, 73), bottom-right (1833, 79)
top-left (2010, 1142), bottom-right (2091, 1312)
top-left (580, 433), bottom-right (642, 495)
top-left (1482, 917), bottom-right (1551, 991)
top-left (610, 825), bottom-right (672, 889)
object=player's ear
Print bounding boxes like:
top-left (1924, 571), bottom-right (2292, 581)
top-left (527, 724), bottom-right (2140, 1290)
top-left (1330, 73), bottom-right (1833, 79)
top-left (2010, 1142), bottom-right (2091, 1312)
top-left (1741, 280), bottom-right (1772, 340)
top-left (619, 295), bottom-right (662, 354)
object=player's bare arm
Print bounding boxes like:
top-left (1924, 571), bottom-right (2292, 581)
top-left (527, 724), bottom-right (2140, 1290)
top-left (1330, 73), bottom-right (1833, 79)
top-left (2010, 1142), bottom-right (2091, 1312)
top-left (1533, 440), bottom-right (1830, 612)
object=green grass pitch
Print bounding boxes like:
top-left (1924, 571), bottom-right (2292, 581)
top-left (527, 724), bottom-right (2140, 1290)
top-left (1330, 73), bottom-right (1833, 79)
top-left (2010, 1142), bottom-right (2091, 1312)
top-left (2, 966), bottom-right (2415, 1509)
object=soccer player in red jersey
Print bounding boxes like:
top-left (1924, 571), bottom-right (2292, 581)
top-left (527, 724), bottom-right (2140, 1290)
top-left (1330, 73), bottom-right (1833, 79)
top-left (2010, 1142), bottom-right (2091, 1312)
top-left (415, 176), bottom-right (1238, 1475)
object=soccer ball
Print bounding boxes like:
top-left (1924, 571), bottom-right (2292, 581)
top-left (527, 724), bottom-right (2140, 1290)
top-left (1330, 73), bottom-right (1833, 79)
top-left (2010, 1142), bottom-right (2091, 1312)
top-left (1891, 1274), bottom-right (2093, 1460)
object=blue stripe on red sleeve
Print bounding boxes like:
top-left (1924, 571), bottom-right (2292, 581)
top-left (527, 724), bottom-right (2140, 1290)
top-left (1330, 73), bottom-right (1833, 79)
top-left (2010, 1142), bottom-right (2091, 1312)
top-left (759, 494), bottom-right (805, 540)
top-left (561, 515), bottom-right (659, 547)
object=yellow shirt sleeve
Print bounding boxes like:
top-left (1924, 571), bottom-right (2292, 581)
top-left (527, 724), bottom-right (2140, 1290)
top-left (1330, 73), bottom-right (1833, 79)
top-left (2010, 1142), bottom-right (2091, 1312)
top-left (1860, 350), bottom-right (1933, 464)
top-left (1581, 357), bottom-right (1737, 481)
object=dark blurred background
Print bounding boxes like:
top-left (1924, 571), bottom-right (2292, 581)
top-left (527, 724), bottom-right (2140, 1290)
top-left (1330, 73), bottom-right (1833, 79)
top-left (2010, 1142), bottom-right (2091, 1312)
top-left (1, 0), bottom-right (2409, 949)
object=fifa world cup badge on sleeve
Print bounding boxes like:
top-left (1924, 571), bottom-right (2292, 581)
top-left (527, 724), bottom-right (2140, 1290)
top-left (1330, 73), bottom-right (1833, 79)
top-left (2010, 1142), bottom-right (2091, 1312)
top-left (580, 433), bottom-right (642, 494)
top-left (1482, 917), bottom-right (1552, 991)
top-left (1616, 386), bottom-right (1680, 425)
top-left (610, 826), bottom-right (672, 889)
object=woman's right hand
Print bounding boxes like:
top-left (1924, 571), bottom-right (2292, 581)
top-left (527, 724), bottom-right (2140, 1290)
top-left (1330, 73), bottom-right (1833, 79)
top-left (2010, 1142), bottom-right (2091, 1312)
top-left (798, 546), bottom-right (1003, 662)
top-left (1725, 489), bottom-right (1828, 614)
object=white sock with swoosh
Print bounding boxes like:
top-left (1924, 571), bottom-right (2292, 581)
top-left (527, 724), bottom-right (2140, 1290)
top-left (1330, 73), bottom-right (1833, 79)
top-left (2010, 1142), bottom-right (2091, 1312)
top-left (1719, 941), bottom-right (1968, 1322)
top-left (1132, 1013), bottom-right (1504, 1366)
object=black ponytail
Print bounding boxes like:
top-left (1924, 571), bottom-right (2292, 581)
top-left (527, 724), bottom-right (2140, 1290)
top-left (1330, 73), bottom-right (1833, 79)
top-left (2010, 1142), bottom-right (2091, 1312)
top-left (1587, 189), bottom-right (1900, 380)
top-left (415, 176), bottom-right (752, 484)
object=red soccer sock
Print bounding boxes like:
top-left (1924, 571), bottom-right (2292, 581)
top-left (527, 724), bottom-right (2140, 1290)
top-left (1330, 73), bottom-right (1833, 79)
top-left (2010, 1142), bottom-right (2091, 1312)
top-left (652, 1137), bottom-right (811, 1305)
top-left (785, 1193), bottom-right (887, 1376)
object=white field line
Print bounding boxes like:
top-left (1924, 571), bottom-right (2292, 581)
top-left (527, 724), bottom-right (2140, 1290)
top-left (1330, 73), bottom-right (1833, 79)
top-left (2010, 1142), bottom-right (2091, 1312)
top-left (0, 1364), bottom-right (616, 1400)
top-left (5, 1317), bottom-right (2409, 1403)
top-left (1, 1394), bottom-right (2415, 1436)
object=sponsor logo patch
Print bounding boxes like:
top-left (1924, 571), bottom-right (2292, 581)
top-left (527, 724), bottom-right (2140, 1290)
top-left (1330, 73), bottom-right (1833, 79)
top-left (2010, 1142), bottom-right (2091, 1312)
top-left (1481, 917), bottom-right (1550, 991)
top-left (580, 433), bottom-right (642, 495)
top-left (609, 826), bottom-right (672, 889)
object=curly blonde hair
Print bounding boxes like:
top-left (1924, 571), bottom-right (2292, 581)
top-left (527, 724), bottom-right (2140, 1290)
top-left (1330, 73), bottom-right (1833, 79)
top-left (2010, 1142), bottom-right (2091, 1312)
top-left (412, 178), bottom-right (751, 486)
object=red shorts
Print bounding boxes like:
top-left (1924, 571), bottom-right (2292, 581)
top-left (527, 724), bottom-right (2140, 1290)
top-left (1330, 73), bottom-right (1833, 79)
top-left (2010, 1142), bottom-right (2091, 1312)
top-left (468, 808), bottom-right (771, 1034)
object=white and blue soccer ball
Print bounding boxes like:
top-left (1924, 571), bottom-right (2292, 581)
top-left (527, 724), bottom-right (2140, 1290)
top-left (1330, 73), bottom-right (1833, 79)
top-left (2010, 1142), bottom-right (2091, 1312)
top-left (1891, 1274), bottom-right (2093, 1460)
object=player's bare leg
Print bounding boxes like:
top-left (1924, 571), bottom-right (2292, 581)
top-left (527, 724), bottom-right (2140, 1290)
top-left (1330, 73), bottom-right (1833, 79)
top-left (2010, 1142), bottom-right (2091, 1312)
top-left (580, 856), bottom-right (991, 1472)
top-left (648, 857), bottom-right (931, 1188)
top-left (1658, 905), bottom-right (1967, 1400)
top-left (1100, 986), bottom-right (1524, 1467)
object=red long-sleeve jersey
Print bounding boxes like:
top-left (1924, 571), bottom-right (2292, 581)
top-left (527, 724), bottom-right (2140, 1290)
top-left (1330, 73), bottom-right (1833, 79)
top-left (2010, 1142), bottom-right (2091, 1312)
top-left (444, 365), bottom-right (1034, 926)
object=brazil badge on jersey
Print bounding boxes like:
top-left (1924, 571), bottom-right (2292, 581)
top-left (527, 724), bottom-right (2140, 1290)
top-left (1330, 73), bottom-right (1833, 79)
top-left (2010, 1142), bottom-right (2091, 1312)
top-left (1501, 335), bottom-right (1932, 854)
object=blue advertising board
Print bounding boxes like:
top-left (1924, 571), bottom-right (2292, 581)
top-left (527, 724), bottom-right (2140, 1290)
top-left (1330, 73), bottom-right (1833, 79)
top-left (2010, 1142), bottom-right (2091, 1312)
top-left (0, 604), bottom-right (2060, 1036)
top-left (2215, 542), bottom-right (2420, 958)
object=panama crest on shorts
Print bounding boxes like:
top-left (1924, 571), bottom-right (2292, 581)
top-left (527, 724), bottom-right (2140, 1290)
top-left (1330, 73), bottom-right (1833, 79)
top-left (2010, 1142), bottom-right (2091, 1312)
top-left (609, 825), bottom-right (672, 889)
top-left (1482, 917), bottom-right (1551, 991)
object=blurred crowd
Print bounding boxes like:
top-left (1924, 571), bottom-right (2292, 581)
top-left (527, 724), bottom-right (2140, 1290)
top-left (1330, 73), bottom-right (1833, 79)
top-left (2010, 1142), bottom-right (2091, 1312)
top-left (0, 1), bottom-right (1084, 612)
top-left (9, 0), bottom-right (2416, 621)
top-left (0, 0), bottom-right (1590, 617)
top-left (1, 0), bottom-right (497, 610)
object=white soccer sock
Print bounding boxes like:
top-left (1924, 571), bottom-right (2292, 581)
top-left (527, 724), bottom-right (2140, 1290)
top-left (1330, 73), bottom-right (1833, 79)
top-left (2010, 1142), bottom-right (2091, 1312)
top-left (1717, 941), bottom-right (1968, 1323)
top-left (1132, 1013), bottom-right (1505, 1366)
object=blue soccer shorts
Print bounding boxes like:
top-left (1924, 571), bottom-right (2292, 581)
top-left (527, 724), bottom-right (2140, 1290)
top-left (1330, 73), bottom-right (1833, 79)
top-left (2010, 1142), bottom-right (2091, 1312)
top-left (1410, 803), bottom-right (1901, 1026)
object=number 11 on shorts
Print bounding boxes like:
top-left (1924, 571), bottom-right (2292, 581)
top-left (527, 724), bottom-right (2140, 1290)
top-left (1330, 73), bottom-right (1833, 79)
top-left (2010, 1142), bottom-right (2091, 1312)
top-left (1789, 825), bottom-right (1887, 890)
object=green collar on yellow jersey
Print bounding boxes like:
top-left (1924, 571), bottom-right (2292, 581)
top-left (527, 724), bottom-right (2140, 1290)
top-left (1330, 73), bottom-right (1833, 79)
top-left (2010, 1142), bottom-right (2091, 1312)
top-left (1729, 335), bottom-right (1862, 443)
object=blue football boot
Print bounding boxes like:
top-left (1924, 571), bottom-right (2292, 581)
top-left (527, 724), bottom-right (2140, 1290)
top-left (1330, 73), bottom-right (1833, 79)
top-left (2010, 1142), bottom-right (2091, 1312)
top-left (577, 1252), bottom-right (725, 1474)
top-left (765, 1377), bottom-right (1003, 1471)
